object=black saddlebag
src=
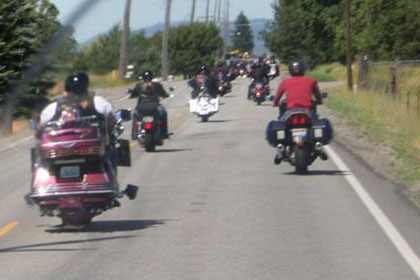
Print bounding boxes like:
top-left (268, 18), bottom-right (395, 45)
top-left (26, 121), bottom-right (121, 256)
top-left (311, 118), bottom-right (333, 145)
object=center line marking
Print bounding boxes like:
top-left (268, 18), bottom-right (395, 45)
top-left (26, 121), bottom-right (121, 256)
top-left (0, 221), bottom-right (20, 237)
top-left (325, 145), bottom-right (420, 278)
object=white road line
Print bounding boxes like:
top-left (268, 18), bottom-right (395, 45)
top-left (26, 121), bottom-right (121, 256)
top-left (325, 145), bottom-right (420, 278)
top-left (0, 135), bottom-right (34, 153)
top-left (114, 95), bottom-right (130, 103)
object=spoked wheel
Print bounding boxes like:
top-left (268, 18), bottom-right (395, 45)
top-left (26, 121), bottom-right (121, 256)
top-left (61, 209), bottom-right (91, 228)
top-left (294, 145), bottom-right (309, 174)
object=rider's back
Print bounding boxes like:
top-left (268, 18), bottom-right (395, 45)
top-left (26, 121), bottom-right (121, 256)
top-left (278, 76), bottom-right (318, 109)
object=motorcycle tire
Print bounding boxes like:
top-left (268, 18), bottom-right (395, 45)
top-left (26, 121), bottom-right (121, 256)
top-left (294, 146), bottom-right (309, 174)
top-left (61, 209), bottom-right (91, 228)
top-left (144, 134), bottom-right (156, 152)
top-left (257, 100), bottom-right (262, 105)
top-left (201, 116), bottom-right (209, 122)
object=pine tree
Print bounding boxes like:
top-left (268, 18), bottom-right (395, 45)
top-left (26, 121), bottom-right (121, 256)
top-left (232, 12), bottom-right (254, 54)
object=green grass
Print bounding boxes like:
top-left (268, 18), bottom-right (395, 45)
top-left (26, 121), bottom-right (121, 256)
top-left (325, 86), bottom-right (420, 188)
top-left (307, 63), bottom-right (347, 82)
top-left (89, 73), bottom-right (133, 88)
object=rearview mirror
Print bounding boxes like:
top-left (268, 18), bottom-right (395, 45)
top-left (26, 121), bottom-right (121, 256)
top-left (321, 92), bottom-right (328, 99)
top-left (116, 109), bottom-right (131, 122)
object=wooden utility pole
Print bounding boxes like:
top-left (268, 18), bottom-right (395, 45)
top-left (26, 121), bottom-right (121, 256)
top-left (222, 0), bottom-right (230, 59)
top-left (217, 0), bottom-right (222, 24)
top-left (162, 0), bottom-right (172, 81)
top-left (190, 0), bottom-right (196, 24)
top-left (213, 0), bottom-right (218, 23)
top-left (345, 0), bottom-right (353, 91)
top-left (118, 0), bottom-right (132, 80)
top-left (205, 0), bottom-right (211, 24)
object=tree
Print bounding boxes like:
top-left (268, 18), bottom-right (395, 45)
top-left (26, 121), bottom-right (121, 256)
top-left (169, 23), bottom-right (222, 78)
top-left (232, 12), bottom-right (254, 53)
top-left (262, 0), bottom-right (341, 67)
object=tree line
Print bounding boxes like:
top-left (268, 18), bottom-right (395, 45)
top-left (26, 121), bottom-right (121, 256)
top-left (263, 0), bottom-right (420, 67)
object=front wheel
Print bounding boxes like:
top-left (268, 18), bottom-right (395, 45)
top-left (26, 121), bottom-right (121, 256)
top-left (294, 146), bottom-right (309, 174)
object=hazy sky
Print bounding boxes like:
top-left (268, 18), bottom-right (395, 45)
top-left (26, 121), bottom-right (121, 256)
top-left (50, 0), bottom-right (276, 42)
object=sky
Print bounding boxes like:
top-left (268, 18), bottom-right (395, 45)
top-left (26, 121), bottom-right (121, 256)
top-left (50, 0), bottom-right (276, 43)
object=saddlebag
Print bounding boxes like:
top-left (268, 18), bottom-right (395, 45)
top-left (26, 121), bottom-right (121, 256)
top-left (311, 118), bottom-right (333, 145)
top-left (266, 120), bottom-right (286, 147)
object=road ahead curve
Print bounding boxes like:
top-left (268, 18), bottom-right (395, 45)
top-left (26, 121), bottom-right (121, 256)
top-left (0, 78), bottom-right (419, 280)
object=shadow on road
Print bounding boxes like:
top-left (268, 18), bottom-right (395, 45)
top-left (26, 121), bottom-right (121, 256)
top-left (284, 170), bottom-right (350, 176)
top-left (46, 219), bottom-right (168, 234)
top-left (152, 148), bottom-right (193, 153)
top-left (205, 119), bottom-right (234, 123)
top-left (0, 235), bottom-right (135, 253)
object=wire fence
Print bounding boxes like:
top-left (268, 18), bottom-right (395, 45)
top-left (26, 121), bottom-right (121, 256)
top-left (358, 57), bottom-right (420, 115)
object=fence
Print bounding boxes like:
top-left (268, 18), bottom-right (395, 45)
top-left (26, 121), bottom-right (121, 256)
top-left (358, 57), bottom-right (420, 115)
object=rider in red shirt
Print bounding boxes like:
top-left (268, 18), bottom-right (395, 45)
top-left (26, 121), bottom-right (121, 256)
top-left (273, 61), bottom-right (323, 119)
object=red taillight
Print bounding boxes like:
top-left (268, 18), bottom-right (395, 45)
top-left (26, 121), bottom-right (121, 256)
top-left (291, 117), bottom-right (307, 125)
top-left (144, 122), bottom-right (153, 130)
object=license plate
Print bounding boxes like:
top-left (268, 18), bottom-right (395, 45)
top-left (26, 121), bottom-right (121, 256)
top-left (292, 128), bottom-right (307, 137)
top-left (315, 128), bottom-right (323, 138)
top-left (60, 165), bottom-right (80, 179)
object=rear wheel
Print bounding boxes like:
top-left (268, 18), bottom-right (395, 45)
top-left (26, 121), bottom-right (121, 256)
top-left (144, 134), bottom-right (156, 152)
top-left (61, 209), bottom-right (91, 228)
top-left (201, 116), bottom-right (209, 122)
top-left (257, 100), bottom-right (262, 105)
top-left (294, 146), bottom-right (309, 174)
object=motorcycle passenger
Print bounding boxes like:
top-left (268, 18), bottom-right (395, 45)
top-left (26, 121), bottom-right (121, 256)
top-left (267, 55), bottom-right (280, 78)
top-left (188, 65), bottom-right (218, 99)
top-left (248, 57), bottom-right (270, 99)
top-left (273, 61), bottom-right (323, 120)
top-left (130, 70), bottom-right (170, 140)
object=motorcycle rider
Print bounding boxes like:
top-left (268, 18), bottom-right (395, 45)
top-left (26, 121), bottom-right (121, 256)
top-left (188, 65), bottom-right (218, 99)
top-left (248, 57), bottom-right (270, 99)
top-left (267, 55), bottom-right (280, 79)
top-left (37, 72), bottom-right (117, 165)
top-left (273, 60), bottom-right (323, 120)
top-left (212, 61), bottom-right (232, 94)
top-left (129, 70), bottom-right (170, 140)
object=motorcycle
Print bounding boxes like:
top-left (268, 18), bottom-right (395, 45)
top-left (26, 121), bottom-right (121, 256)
top-left (29, 108), bottom-right (137, 228)
top-left (266, 94), bottom-right (333, 174)
top-left (249, 79), bottom-right (270, 105)
top-left (189, 87), bottom-right (219, 122)
top-left (135, 111), bottom-right (165, 152)
top-left (216, 73), bottom-right (232, 97)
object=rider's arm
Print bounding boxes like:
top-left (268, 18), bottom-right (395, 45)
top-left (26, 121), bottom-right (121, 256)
top-left (156, 83), bottom-right (169, 99)
top-left (312, 81), bottom-right (323, 105)
top-left (130, 83), bottom-right (142, 99)
top-left (273, 83), bottom-right (285, 106)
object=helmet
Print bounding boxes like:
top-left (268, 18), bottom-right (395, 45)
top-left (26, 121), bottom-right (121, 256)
top-left (65, 72), bottom-right (89, 95)
top-left (142, 70), bottom-right (154, 82)
top-left (197, 65), bottom-right (210, 75)
top-left (288, 61), bottom-right (305, 76)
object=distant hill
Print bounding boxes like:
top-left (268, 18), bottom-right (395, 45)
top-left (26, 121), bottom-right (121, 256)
top-left (82, 18), bottom-right (272, 55)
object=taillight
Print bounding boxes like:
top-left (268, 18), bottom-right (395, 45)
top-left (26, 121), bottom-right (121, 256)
top-left (144, 122), bottom-right (153, 130)
top-left (290, 116), bottom-right (308, 126)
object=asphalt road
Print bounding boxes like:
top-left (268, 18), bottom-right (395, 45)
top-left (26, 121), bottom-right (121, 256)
top-left (0, 78), bottom-right (419, 279)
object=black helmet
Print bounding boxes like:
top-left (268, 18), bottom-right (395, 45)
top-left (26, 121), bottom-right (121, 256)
top-left (288, 61), bottom-right (305, 76)
top-left (65, 72), bottom-right (89, 94)
top-left (142, 70), bottom-right (154, 81)
top-left (197, 65), bottom-right (209, 75)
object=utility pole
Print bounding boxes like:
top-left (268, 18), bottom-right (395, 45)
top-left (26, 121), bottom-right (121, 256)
top-left (217, 0), bottom-right (222, 24)
top-left (205, 0), bottom-right (211, 24)
top-left (222, 0), bottom-right (230, 59)
top-left (118, 0), bottom-right (132, 80)
top-left (162, 0), bottom-right (172, 81)
top-left (190, 0), bottom-right (196, 24)
top-left (213, 0), bottom-right (218, 24)
top-left (345, 0), bottom-right (353, 91)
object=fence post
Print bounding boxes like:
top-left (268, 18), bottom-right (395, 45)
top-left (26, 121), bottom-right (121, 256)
top-left (390, 64), bottom-right (397, 98)
top-left (357, 54), bottom-right (370, 90)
